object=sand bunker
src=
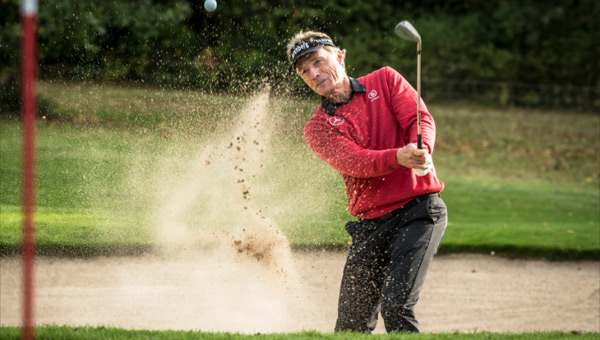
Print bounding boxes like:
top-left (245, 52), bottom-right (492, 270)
top-left (1, 252), bottom-right (598, 333)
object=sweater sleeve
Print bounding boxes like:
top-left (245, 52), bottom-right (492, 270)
top-left (386, 67), bottom-right (436, 153)
top-left (304, 114), bottom-right (401, 178)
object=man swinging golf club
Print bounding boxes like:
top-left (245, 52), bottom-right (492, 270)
top-left (286, 25), bottom-right (447, 333)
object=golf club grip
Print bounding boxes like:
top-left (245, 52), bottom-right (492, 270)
top-left (417, 134), bottom-right (422, 149)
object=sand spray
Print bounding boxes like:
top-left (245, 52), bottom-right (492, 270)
top-left (145, 87), bottom-right (308, 331)
top-left (155, 86), bottom-right (293, 272)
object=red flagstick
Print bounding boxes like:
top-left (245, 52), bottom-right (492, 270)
top-left (21, 1), bottom-right (38, 340)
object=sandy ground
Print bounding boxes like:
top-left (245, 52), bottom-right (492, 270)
top-left (1, 250), bottom-right (599, 334)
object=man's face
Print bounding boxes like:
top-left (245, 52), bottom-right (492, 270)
top-left (295, 48), bottom-right (346, 98)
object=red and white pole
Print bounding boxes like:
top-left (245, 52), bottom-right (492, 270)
top-left (21, 1), bottom-right (38, 339)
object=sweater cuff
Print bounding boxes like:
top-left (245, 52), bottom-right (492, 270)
top-left (382, 148), bottom-right (402, 171)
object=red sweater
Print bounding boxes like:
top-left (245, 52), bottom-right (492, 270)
top-left (304, 66), bottom-right (444, 219)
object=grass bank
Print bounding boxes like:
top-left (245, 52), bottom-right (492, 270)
top-left (0, 326), bottom-right (597, 340)
top-left (0, 82), bottom-right (598, 259)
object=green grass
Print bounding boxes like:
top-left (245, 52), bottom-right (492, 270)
top-left (36, 81), bottom-right (245, 133)
top-left (431, 103), bottom-right (600, 185)
top-left (0, 82), bottom-right (598, 259)
top-left (0, 326), bottom-right (597, 340)
top-left (439, 177), bottom-right (599, 259)
top-left (0, 205), bottom-right (152, 256)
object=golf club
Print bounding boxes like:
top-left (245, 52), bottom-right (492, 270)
top-left (395, 20), bottom-right (432, 176)
top-left (395, 20), bottom-right (422, 150)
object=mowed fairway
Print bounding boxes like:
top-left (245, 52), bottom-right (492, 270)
top-left (0, 82), bottom-right (599, 337)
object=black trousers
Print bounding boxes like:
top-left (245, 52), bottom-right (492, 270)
top-left (334, 193), bottom-right (447, 333)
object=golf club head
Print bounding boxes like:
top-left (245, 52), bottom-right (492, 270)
top-left (395, 20), bottom-right (421, 44)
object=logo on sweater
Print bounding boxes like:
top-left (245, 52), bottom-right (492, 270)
top-left (328, 116), bottom-right (345, 126)
top-left (368, 90), bottom-right (380, 102)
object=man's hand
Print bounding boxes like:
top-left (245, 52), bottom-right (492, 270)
top-left (396, 143), bottom-right (432, 175)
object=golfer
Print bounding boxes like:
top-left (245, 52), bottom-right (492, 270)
top-left (286, 31), bottom-right (448, 333)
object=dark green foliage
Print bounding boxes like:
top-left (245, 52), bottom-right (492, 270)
top-left (0, 1), bottom-right (21, 116)
top-left (1, 0), bottom-right (598, 110)
top-left (36, 0), bottom-right (198, 84)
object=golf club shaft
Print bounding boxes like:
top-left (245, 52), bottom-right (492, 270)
top-left (417, 42), bottom-right (422, 150)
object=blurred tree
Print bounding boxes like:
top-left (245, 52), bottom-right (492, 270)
top-left (0, 0), bottom-right (21, 116)
top-left (0, 0), bottom-right (598, 111)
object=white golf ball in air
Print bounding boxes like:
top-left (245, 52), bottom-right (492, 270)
top-left (204, 0), bottom-right (217, 12)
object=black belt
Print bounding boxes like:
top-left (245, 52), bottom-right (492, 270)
top-left (363, 193), bottom-right (440, 223)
